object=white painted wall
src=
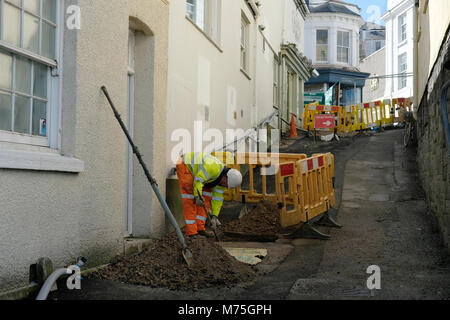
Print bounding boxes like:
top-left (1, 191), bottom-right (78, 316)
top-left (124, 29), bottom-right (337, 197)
top-left (416, 0), bottom-right (450, 104)
top-left (382, 0), bottom-right (415, 99)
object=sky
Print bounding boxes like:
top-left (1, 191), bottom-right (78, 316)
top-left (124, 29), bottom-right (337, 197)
top-left (350, 0), bottom-right (388, 25)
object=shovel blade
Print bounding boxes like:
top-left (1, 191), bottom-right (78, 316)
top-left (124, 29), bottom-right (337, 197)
top-left (239, 205), bottom-right (249, 220)
top-left (182, 248), bottom-right (194, 266)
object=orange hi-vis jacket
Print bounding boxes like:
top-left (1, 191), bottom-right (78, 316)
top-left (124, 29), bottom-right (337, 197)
top-left (184, 152), bottom-right (227, 217)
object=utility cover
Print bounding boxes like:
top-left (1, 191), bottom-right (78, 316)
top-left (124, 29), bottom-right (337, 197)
top-left (223, 248), bottom-right (268, 265)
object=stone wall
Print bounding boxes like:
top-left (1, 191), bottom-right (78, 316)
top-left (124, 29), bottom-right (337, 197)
top-left (416, 30), bottom-right (450, 252)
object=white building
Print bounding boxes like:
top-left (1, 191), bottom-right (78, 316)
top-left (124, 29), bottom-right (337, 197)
top-left (304, 0), bottom-right (369, 106)
top-left (165, 0), bottom-right (313, 230)
top-left (381, 0), bottom-right (415, 100)
top-left (360, 22), bottom-right (386, 60)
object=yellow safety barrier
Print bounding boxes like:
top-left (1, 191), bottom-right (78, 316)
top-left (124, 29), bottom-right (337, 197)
top-left (212, 152), bottom-right (308, 203)
top-left (213, 151), bottom-right (338, 236)
top-left (303, 103), bottom-right (342, 133)
top-left (277, 153), bottom-right (336, 228)
top-left (303, 97), bottom-right (413, 133)
top-left (276, 162), bottom-right (302, 228)
top-left (392, 97), bottom-right (414, 123)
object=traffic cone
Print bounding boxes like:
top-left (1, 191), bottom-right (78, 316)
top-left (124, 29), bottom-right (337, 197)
top-left (289, 114), bottom-right (298, 138)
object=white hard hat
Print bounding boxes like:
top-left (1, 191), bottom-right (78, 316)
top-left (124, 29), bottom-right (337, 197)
top-left (227, 169), bottom-right (243, 189)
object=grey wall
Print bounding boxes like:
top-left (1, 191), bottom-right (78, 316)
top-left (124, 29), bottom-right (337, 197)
top-left (416, 31), bottom-right (450, 252)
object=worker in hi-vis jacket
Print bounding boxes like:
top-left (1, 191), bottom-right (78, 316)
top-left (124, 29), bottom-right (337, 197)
top-left (176, 152), bottom-right (243, 238)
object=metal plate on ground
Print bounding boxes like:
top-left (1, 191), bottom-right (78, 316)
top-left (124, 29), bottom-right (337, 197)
top-left (223, 248), bottom-right (268, 265)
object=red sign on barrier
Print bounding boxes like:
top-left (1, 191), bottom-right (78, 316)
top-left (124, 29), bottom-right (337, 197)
top-left (314, 115), bottom-right (335, 129)
top-left (280, 163), bottom-right (295, 177)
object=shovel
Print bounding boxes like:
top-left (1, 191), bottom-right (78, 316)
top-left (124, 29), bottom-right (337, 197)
top-left (101, 86), bottom-right (193, 266)
top-left (196, 191), bottom-right (219, 241)
top-left (239, 195), bottom-right (249, 220)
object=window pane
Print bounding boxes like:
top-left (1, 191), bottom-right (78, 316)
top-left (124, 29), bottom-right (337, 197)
top-left (43, 0), bottom-right (57, 22)
top-left (187, 0), bottom-right (196, 20)
top-left (33, 63), bottom-right (48, 99)
top-left (32, 99), bottom-right (47, 136)
top-left (23, 13), bottom-right (40, 53)
top-left (15, 56), bottom-right (32, 94)
top-left (343, 32), bottom-right (350, 46)
top-left (0, 93), bottom-right (12, 131)
top-left (0, 50), bottom-right (13, 90)
top-left (241, 22), bottom-right (246, 47)
top-left (3, 3), bottom-right (21, 47)
top-left (317, 30), bottom-right (328, 44)
top-left (14, 95), bottom-right (31, 134)
top-left (42, 22), bottom-right (56, 59)
top-left (338, 47), bottom-right (349, 63)
top-left (316, 45), bottom-right (328, 61)
top-left (24, 0), bottom-right (40, 15)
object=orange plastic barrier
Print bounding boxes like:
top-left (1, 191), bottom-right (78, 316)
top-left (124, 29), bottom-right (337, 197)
top-left (277, 153), bottom-right (336, 228)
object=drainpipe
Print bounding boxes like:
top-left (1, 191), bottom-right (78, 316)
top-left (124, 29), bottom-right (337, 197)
top-left (390, 12), bottom-right (394, 98)
top-left (413, 0), bottom-right (419, 115)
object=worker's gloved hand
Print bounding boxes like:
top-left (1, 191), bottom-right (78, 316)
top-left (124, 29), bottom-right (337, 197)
top-left (210, 216), bottom-right (221, 228)
top-left (194, 196), bottom-right (205, 207)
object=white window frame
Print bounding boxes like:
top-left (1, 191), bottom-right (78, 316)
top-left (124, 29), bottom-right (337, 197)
top-left (240, 12), bottom-right (249, 72)
top-left (398, 53), bottom-right (407, 89)
top-left (186, 0), bottom-right (222, 46)
top-left (0, 0), bottom-right (62, 149)
top-left (337, 30), bottom-right (351, 64)
top-left (398, 13), bottom-right (407, 43)
top-left (315, 29), bottom-right (329, 63)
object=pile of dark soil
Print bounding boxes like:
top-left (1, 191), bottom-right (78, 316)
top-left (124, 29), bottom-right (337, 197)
top-left (88, 234), bottom-right (258, 291)
top-left (223, 200), bottom-right (283, 237)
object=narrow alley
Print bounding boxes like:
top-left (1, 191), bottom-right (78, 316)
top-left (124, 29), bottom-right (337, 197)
top-left (47, 129), bottom-right (450, 300)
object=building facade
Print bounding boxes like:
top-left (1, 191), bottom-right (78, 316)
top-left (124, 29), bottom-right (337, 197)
top-left (304, 0), bottom-right (369, 107)
top-left (165, 0), bottom-right (313, 225)
top-left (0, 0), bottom-right (169, 296)
top-left (360, 22), bottom-right (386, 60)
top-left (360, 47), bottom-right (386, 102)
top-left (414, 0), bottom-right (450, 251)
top-left (381, 0), bottom-right (415, 100)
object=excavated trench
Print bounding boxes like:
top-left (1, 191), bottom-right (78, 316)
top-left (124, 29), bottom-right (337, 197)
top-left (88, 201), bottom-right (286, 291)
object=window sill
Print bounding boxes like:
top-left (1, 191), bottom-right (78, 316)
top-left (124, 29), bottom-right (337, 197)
top-left (0, 144), bottom-right (84, 173)
top-left (185, 16), bottom-right (223, 53)
top-left (240, 68), bottom-right (252, 80)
